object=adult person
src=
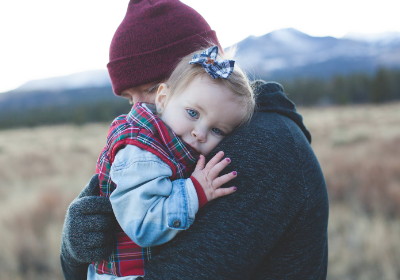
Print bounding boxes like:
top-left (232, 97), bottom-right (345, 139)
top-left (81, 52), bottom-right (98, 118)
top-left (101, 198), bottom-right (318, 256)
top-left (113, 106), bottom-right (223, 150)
top-left (60, 0), bottom-right (329, 279)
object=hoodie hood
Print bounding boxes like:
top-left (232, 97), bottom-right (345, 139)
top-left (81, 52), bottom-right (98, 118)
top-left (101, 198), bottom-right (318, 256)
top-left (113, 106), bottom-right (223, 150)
top-left (252, 80), bottom-right (312, 143)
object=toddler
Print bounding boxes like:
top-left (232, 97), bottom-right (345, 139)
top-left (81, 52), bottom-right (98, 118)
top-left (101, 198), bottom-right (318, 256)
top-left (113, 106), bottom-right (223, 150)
top-left (88, 46), bottom-right (255, 279)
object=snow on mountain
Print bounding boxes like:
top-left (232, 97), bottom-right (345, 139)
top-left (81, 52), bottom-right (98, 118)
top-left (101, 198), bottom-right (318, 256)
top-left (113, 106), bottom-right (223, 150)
top-left (344, 31), bottom-right (400, 46)
top-left (234, 28), bottom-right (340, 73)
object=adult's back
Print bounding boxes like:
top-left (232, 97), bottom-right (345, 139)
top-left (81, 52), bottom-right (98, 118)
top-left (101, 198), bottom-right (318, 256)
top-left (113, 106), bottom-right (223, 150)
top-left (144, 81), bottom-right (329, 279)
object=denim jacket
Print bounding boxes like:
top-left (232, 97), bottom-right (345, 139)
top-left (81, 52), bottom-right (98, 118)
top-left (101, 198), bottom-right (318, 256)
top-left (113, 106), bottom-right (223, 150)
top-left (88, 144), bottom-right (199, 279)
top-left (109, 144), bottom-right (199, 247)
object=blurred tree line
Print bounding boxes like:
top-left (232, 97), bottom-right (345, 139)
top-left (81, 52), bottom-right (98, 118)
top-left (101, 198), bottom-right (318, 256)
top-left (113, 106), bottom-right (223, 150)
top-left (281, 68), bottom-right (400, 106)
top-left (0, 87), bottom-right (131, 130)
top-left (0, 68), bottom-right (399, 130)
top-left (0, 100), bottom-right (131, 128)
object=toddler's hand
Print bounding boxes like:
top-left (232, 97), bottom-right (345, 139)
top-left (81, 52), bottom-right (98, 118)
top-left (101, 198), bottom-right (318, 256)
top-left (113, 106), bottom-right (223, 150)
top-left (191, 151), bottom-right (237, 202)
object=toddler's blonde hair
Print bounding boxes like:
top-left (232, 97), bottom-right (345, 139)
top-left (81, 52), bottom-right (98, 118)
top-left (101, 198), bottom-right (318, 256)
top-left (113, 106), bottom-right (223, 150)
top-left (165, 46), bottom-right (255, 125)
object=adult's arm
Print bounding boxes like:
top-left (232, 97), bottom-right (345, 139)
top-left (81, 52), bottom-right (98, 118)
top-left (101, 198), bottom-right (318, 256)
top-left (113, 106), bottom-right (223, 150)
top-left (60, 175), bottom-right (117, 280)
top-left (60, 255), bottom-right (88, 280)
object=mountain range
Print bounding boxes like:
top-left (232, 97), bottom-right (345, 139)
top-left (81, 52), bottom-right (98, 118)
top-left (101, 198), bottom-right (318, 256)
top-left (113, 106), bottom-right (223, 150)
top-left (234, 28), bottom-right (400, 80)
top-left (1, 28), bottom-right (400, 115)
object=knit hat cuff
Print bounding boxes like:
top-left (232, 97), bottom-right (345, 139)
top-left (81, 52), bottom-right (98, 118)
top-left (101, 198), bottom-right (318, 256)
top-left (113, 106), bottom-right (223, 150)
top-left (107, 30), bottom-right (218, 95)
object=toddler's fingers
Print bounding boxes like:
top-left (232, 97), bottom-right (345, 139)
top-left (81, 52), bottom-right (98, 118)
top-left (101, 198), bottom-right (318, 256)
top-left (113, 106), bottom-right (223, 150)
top-left (194, 154), bottom-right (206, 171)
top-left (208, 157), bottom-right (232, 179)
top-left (204, 151), bottom-right (225, 170)
top-left (213, 171), bottom-right (237, 188)
top-left (213, 186), bottom-right (237, 199)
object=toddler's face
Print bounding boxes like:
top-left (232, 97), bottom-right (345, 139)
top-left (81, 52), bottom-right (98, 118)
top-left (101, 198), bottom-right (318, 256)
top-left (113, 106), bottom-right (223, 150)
top-left (156, 75), bottom-right (247, 155)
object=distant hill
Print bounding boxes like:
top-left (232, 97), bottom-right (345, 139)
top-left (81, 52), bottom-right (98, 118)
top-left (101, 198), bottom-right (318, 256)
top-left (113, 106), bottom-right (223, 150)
top-left (17, 70), bottom-right (111, 92)
top-left (0, 70), bottom-right (115, 112)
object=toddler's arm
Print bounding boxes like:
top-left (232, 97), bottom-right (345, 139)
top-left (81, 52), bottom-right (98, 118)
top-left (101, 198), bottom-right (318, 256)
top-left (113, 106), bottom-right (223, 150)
top-left (109, 145), bottom-right (234, 248)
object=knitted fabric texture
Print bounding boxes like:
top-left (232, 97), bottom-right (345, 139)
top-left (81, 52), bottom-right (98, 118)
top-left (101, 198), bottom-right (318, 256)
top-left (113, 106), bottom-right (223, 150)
top-left (94, 103), bottom-right (198, 276)
top-left (60, 174), bottom-right (117, 266)
top-left (107, 0), bottom-right (220, 95)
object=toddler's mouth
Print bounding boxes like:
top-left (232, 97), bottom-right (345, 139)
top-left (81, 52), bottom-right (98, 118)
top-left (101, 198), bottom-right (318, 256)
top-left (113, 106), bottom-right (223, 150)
top-left (188, 143), bottom-right (200, 154)
top-left (182, 139), bottom-right (200, 154)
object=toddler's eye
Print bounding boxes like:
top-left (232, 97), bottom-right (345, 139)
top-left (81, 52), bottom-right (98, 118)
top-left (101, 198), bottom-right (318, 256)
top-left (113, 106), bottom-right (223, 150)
top-left (186, 109), bottom-right (199, 119)
top-left (211, 128), bottom-right (226, 136)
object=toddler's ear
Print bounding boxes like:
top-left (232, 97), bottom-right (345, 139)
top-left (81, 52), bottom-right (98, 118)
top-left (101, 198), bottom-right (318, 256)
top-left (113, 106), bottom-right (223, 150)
top-left (155, 83), bottom-right (169, 114)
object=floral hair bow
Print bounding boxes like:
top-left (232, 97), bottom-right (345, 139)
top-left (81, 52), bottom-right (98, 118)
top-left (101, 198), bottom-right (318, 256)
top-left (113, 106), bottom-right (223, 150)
top-left (189, 46), bottom-right (235, 79)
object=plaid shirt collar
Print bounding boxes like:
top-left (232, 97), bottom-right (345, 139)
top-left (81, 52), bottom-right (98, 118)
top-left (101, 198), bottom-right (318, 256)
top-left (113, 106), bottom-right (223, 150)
top-left (126, 102), bottom-right (199, 170)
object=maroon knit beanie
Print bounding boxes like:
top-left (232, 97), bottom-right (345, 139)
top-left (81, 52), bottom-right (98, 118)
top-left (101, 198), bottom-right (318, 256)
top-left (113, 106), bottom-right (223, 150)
top-left (107, 0), bottom-right (220, 95)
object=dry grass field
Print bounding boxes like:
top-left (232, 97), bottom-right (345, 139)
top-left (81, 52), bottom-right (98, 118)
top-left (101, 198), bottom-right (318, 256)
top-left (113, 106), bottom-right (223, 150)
top-left (0, 103), bottom-right (399, 280)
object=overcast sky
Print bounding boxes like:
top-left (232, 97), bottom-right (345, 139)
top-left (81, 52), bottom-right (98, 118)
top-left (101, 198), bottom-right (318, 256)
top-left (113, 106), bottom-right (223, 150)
top-left (0, 0), bottom-right (399, 92)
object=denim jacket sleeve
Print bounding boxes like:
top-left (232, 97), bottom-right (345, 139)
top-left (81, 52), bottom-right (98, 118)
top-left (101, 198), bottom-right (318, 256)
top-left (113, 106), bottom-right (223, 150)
top-left (109, 145), bottom-right (199, 248)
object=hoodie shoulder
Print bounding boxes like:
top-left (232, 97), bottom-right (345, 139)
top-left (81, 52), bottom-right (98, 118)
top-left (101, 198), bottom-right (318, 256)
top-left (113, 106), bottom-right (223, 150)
top-left (251, 80), bottom-right (312, 143)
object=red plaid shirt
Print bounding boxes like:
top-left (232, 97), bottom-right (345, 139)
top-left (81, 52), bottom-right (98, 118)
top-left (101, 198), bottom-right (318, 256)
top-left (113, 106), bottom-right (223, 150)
top-left (94, 103), bottom-right (198, 277)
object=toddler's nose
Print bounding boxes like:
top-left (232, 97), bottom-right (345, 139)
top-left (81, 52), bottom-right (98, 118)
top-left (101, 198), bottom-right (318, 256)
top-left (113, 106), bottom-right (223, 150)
top-left (192, 129), bottom-right (206, 142)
